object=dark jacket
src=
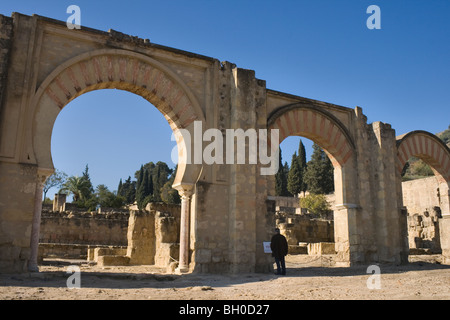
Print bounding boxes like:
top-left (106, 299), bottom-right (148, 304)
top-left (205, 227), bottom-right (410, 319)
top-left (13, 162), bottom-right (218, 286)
top-left (270, 233), bottom-right (288, 258)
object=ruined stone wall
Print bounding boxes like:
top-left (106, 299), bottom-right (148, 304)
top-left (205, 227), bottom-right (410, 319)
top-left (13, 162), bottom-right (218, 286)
top-left (278, 216), bottom-right (334, 246)
top-left (402, 176), bottom-right (440, 215)
top-left (402, 176), bottom-right (442, 253)
top-left (39, 205), bottom-right (129, 246)
top-left (0, 15), bottom-right (13, 112)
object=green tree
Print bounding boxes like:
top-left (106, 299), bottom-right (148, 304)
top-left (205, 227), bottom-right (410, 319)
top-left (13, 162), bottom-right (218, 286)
top-left (136, 165), bottom-right (145, 192)
top-left (61, 176), bottom-right (91, 202)
top-left (117, 179), bottom-right (123, 196)
top-left (304, 143), bottom-right (334, 194)
top-left (153, 165), bottom-right (162, 202)
top-left (80, 164), bottom-right (94, 200)
top-left (134, 161), bottom-right (172, 203)
top-left (161, 165), bottom-right (181, 204)
top-left (136, 168), bottom-right (152, 209)
top-left (299, 193), bottom-right (332, 218)
top-left (43, 169), bottom-right (67, 200)
top-left (117, 176), bottom-right (136, 204)
top-left (287, 152), bottom-right (302, 196)
top-left (152, 162), bottom-right (172, 202)
top-left (297, 140), bottom-right (308, 193)
top-left (402, 157), bottom-right (434, 181)
top-left (275, 148), bottom-right (290, 196)
top-left (438, 124), bottom-right (450, 145)
top-left (95, 184), bottom-right (124, 208)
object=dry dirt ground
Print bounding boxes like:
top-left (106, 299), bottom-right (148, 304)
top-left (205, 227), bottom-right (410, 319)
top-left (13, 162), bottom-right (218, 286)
top-left (0, 255), bottom-right (449, 301)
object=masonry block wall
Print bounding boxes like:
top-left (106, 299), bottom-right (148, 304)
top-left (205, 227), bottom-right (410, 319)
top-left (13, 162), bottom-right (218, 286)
top-left (0, 15), bottom-right (13, 111)
top-left (39, 206), bottom-right (129, 246)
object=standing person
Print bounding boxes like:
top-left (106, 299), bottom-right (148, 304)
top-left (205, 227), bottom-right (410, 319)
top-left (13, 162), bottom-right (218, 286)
top-left (270, 228), bottom-right (288, 275)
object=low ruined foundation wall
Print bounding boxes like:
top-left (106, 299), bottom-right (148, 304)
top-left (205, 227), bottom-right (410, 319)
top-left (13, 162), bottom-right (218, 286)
top-left (38, 204), bottom-right (129, 259)
top-left (279, 216), bottom-right (334, 246)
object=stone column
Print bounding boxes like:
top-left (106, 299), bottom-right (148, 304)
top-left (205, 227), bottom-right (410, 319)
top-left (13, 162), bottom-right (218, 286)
top-left (176, 187), bottom-right (193, 273)
top-left (53, 193), bottom-right (66, 212)
top-left (438, 181), bottom-right (450, 264)
top-left (334, 203), bottom-right (359, 266)
top-left (28, 169), bottom-right (51, 272)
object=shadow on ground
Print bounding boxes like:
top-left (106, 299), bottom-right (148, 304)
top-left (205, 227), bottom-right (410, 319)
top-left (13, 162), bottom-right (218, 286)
top-left (1, 255), bottom-right (449, 290)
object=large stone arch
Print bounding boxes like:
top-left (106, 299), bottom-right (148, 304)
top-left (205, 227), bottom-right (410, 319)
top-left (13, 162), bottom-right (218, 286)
top-left (29, 48), bottom-right (205, 186)
top-left (24, 49), bottom-right (206, 272)
top-left (267, 103), bottom-right (358, 265)
top-left (396, 130), bottom-right (450, 215)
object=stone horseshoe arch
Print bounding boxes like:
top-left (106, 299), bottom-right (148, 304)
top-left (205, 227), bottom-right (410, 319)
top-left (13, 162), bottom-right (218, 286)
top-left (30, 48), bottom-right (205, 186)
top-left (397, 130), bottom-right (450, 215)
top-left (267, 103), bottom-right (358, 264)
top-left (396, 130), bottom-right (450, 182)
top-left (267, 103), bottom-right (355, 168)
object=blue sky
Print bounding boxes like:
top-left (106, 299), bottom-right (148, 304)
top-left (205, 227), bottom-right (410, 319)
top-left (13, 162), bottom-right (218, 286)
top-left (2, 1), bottom-right (449, 197)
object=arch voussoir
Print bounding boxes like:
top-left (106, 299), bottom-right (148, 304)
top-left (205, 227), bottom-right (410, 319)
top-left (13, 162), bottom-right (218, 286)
top-left (396, 131), bottom-right (450, 181)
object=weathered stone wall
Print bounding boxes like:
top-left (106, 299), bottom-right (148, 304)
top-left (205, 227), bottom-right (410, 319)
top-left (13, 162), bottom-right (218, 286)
top-left (440, 217), bottom-right (450, 264)
top-left (407, 208), bottom-right (441, 253)
top-left (401, 176), bottom-right (443, 253)
top-left (0, 163), bottom-right (37, 272)
top-left (402, 176), bottom-right (440, 215)
top-left (39, 205), bottom-right (129, 246)
top-left (0, 15), bottom-right (13, 111)
top-left (278, 217), bottom-right (334, 246)
top-left (97, 203), bottom-right (181, 267)
top-left (39, 202), bottom-right (181, 265)
top-left (126, 210), bottom-right (155, 265)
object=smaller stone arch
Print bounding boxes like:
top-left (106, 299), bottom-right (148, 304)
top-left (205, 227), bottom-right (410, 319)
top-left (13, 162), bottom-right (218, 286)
top-left (267, 103), bottom-right (355, 167)
top-left (268, 103), bottom-right (358, 266)
top-left (396, 130), bottom-right (450, 183)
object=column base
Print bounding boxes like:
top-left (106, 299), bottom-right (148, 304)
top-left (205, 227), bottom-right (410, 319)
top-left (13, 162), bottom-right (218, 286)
top-left (175, 265), bottom-right (190, 274)
top-left (27, 262), bottom-right (40, 273)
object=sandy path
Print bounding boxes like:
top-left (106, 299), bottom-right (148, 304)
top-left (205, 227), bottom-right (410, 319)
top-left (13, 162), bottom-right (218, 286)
top-left (1, 255), bottom-right (449, 300)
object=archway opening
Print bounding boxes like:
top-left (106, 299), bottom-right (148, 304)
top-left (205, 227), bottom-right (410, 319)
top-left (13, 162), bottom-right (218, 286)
top-left (401, 156), bottom-right (446, 261)
top-left (38, 89), bottom-right (182, 273)
top-left (267, 104), bottom-right (357, 267)
top-left (270, 135), bottom-right (342, 267)
top-left (397, 129), bottom-right (450, 263)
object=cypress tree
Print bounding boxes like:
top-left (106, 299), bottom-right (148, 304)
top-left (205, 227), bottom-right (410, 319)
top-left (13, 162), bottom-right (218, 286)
top-left (80, 164), bottom-right (94, 200)
top-left (136, 166), bottom-right (146, 208)
top-left (125, 178), bottom-right (136, 204)
top-left (297, 140), bottom-right (308, 193)
top-left (275, 148), bottom-right (290, 196)
top-left (120, 176), bottom-right (135, 204)
top-left (148, 170), bottom-right (153, 197)
top-left (304, 143), bottom-right (334, 194)
top-left (153, 165), bottom-right (162, 202)
top-left (287, 152), bottom-right (302, 196)
top-left (117, 178), bottom-right (123, 197)
top-left (137, 169), bottom-right (154, 209)
top-left (136, 165), bottom-right (144, 191)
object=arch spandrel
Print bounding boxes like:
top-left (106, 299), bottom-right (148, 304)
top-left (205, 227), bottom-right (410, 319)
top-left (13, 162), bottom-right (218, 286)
top-left (30, 49), bottom-right (205, 185)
